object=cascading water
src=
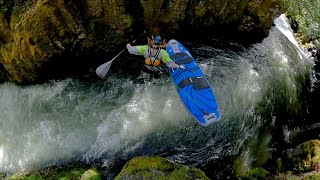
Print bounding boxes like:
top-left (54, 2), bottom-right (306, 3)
top-left (0, 14), bottom-right (313, 178)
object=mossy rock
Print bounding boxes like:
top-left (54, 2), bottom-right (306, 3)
top-left (275, 171), bottom-right (320, 180)
top-left (0, 13), bottom-right (12, 44)
top-left (281, 140), bottom-right (320, 173)
top-left (0, 0), bottom-right (127, 83)
top-left (80, 169), bottom-right (103, 180)
top-left (9, 163), bottom-right (89, 180)
top-left (0, 0), bottom-right (82, 83)
top-left (115, 156), bottom-right (209, 180)
top-left (240, 167), bottom-right (270, 180)
top-left (0, 172), bottom-right (5, 180)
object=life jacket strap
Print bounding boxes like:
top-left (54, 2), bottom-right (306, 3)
top-left (146, 46), bottom-right (162, 67)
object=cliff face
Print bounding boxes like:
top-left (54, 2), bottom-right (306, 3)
top-left (0, 0), bottom-right (286, 84)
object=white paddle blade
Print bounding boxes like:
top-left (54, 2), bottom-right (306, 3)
top-left (96, 61), bottom-right (113, 78)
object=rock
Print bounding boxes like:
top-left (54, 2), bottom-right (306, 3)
top-left (115, 156), bottom-right (209, 180)
top-left (81, 169), bottom-right (103, 180)
top-left (8, 163), bottom-right (89, 180)
top-left (281, 140), bottom-right (320, 173)
top-left (275, 171), bottom-right (320, 180)
top-left (240, 167), bottom-right (270, 180)
top-left (0, 173), bottom-right (6, 180)
top-left (78, 33), bottom-right (86, 40)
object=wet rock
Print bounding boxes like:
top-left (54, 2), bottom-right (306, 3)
top-left (80, 169), bottom-right (103, 180)
top-left (275, 171), bottom-right (320, 180)
top-left (78, 33), bottom-right (86, 40)
top-left (280, 140), bottom-right (320, 173)
top-left (240, 167), bottom-right (270, 180)
top-left (114, 156), bottom-right (209, 180)
top-left (7, 163), bottom-right (98, 180)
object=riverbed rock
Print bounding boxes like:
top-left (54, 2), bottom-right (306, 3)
top-left (240, 167), bottom-right (270, 180)
top-left (114, 156), bottom-right (209, 180)
top-left (80, 169), bottom-right (103, 180)
top-left (8, 163), bottom-right (89, 180)
top-left (280, 140), bottom-right (320, 173)
top-left (0, 173), bottom-right (5, 180)
top-left (275, 171), bottom-right (320, 180)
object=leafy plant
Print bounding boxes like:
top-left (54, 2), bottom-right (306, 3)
top-left (285, 0), bottom-right (320, 41)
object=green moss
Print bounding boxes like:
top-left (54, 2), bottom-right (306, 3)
top-left (9, 163), bottom-right (88, 180)
top-left (284, 0), bottom-right (320, 41)
top-left (1, 0), bottom-right (132, 82)
top-left (0, 13), bottom-right (12, 44)
top-left (283, 140), bottom-right (320, 173)
top-left (275, 172), bottom-right (320, 180)
top-left (81, 169), bottom-right (103, 180)
top-left (115, 156), bottom-right (209, 180)
top-left (99, 1), bottom-right (132, 34)
top-left (258, 0), bottom-right (287, 32)
top-left (0, 172), bottom-right (5, 179)
top-left (241, 167), bottom-right (270, 180)
top-left (277, 158), bottom-right (283, 174)
top-left (302, 173), bottom-right (320, 180)
top-left (0, 0), bottom-right (80, 83)
top-left (0, 1), bottom-right (8, 14)
top-left (233, 154), bottom-right (249, 177)
top-left (195, 5), bottom-right (207, 17)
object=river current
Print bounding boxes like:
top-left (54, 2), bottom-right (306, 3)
top-left (0, 15), bottom-right (314, 178)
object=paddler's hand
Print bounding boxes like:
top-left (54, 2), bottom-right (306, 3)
top-left (179, 65), bottom-right (185, 69)
top-left (170, 64), bottom-right (185, 72)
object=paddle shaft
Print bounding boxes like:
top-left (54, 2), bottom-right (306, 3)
top-left (109, 31), bottom-right (146, 63)
top-left (96, 31), bottom-right (146, 77)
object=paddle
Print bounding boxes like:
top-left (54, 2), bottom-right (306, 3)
top-left (96, 31), bottom-right (146, 78)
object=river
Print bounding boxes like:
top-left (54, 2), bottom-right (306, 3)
top-left (0, 14), bottom-right (314, 179)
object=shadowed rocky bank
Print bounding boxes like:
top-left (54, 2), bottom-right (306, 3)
top-left (0, 0), bottom-right (286, 84)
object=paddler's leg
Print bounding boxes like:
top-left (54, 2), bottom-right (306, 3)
top-left (150, 69), bottom-right (162, 85)
top-left (141, 66), bottom-right (152, 82)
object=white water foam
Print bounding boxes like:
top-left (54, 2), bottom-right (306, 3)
top-left (83, 83), bottom-right (188, 160)
top-left (274, 14), bottom-right (311, 60)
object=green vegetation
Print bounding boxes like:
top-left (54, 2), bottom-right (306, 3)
top-left (240, 167), bottom-right (270, 180)
top-left (0, 173), bottom-right (5, 179)
top-left (115, 156), bottom-right (209, 180)
top-left (10, 164), bottom-right (87, 180)
top-left (285, 0), bottom-right (320, 42)
top-left (280, 140), bottom-right (320, 173)
top-left (0, 0), bottom-right (81, 83)
top-left (275, 172), bottom-right (320, 180)
top-left (8, 164), bottom-right (98, 180)
top-left (80, 169), bottom-right (103, 180)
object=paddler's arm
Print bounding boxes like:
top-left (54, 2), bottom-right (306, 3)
top-left (161, 49), bottom-right (185, 69)
top-left (126, 44), bottom-right (148, 56)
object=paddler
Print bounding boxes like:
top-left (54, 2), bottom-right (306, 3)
top-left (126, 35), bottom-right (185, 83)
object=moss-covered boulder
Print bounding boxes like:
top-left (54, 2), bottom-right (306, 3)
top-left (8, 163), bottom-right (93, 180)
top-left (239, 167), bottom-right (270, 180)
top-left (80, 169), bottom-right (103, 180)
top-left (0, 0), bottom-right (87, 83)
top-left (0, 172), bottom-right (5, 180)
top-left (115, 156), bottom-right (209, 180)
top-left (275, 172), bottom-right (320, 180)
top-left (0, 0), bottom-right (124, 83)
top-left (280, 140), bottom-right (320, 173)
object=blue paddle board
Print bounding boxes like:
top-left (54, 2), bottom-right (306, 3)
top-left (166, 39), bottom-right (221, 126)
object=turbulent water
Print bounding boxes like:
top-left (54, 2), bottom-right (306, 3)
top-left (0, 15), bottom-right (313, 177)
